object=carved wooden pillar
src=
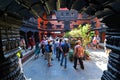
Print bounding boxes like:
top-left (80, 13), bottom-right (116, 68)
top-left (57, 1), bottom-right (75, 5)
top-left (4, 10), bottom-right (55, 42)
top-left (101, 27), bottom-right (120, 80)
top-left (0, 15), bottom-right (25, 80)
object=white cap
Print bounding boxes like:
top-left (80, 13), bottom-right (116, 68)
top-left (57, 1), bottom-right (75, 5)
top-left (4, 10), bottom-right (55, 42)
top-left (64, 38), bottom-right (68, 41)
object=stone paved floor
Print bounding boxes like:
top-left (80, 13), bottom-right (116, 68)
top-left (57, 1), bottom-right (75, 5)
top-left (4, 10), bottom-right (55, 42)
top-left (23, 48), bottom-right (108, 80)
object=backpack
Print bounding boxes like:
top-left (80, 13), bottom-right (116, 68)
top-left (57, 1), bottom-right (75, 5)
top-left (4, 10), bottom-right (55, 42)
top-left (76, 46), bottom-right (84, 58)
top-left (45, 44), bottom-right (52, 52)
top-left (62, 43), bottom-right (69, 53)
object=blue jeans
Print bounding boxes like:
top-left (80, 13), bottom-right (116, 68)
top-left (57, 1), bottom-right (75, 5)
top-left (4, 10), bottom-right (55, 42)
top-left (60, 53), bottom-right (67, 68)
top-left (53, 46), bottom-right (56, 55)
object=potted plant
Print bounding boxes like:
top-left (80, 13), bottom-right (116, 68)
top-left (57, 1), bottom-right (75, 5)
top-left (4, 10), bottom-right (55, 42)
top-left (64, 24), bottom-right (94, 60)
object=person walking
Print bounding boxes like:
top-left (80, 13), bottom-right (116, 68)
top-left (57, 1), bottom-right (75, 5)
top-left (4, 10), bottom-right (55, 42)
top-left (73, 40), bottom-right (84, 70)
top-left (45, 40), bottom-right (53, 67)
top-left (16, 47), bottom-right (24, 73)
top-left (55, 39), bottom-right (59, 58)
top-left (34, 42), bottom-right (40, 59)
top-left (52, 40), bottom-right (56, 55)
top-left (57, 38), bottom-right (63, 61)
top-left (41, 39), bottom-right (45, 56)
top-left (16, 47), bottom-right (31, 80)
top-left (60, 39), bottom-right (70, 69)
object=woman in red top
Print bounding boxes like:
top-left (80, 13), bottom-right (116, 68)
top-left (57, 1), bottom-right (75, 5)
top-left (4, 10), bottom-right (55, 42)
top-left (73, 40), bottom-right (84, 70)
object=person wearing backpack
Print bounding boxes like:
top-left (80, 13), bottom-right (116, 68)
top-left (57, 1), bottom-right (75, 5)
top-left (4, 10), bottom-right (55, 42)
top-left (60, 39), bottom-right (70, 69)
top-left (45, 40), bottom-right (53, 67)
top-left (73, 40), bottom-right (84, 70)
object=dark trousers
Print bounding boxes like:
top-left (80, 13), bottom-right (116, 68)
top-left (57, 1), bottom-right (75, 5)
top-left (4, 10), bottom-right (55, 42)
top-left (57, 48), bottom-right (61, 61)
top-left (60, 53), bottom-right (67, 68)
top-left (58, 51), bottom-right (61, 61)
top-left (56, 47), bottom-right (59, 58)
top-left (73, 56), bottom-right (84, 69)
top-left (41, 48), bottom-right (45, 55)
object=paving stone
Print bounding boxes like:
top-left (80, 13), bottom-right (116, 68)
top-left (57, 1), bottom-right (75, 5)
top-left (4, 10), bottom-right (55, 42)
top-left (23, 49), bottom-right (107, 80)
